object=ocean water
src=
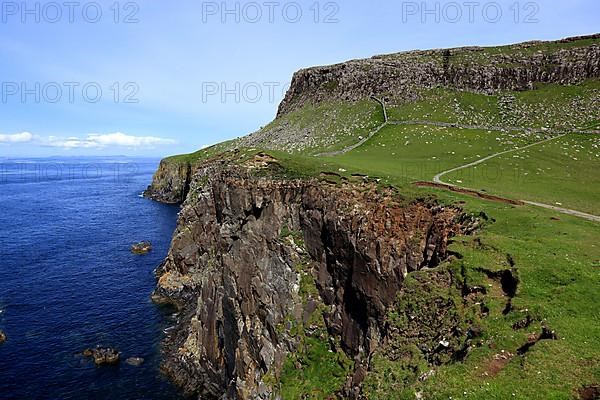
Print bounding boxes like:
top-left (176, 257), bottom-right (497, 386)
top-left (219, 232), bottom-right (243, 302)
top-left (0, 157), bottom-right (183, 399)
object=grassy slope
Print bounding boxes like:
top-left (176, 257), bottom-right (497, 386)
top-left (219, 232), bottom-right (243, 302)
top-left (245, 99), bottom-right (384, 155)
top-left (325, 124), bottom-right (546, 184)
top-left (399, 191), bottom-right (600, 400)
top-left (163, 139), bottom-right (239, 164)
top-left (387, 80), bottom-right (600, 130)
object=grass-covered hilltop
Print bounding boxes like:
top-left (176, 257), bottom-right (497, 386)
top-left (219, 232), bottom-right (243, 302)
top-left (146, 34), bottom-right (600, 400)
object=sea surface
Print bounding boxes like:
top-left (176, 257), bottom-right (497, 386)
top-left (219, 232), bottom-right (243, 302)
top-left (0, 157), bottom-right (183, 399)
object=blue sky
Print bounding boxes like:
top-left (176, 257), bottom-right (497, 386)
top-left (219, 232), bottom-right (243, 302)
top-left (0, 0), bottom-right (598, 157)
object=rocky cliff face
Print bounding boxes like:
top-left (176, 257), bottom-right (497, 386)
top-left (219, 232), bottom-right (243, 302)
top-left (151, 158), bottom-right (477, 399)
top-left (144, 160), bottom-right (192, 204)
top-left (278, 34), bottom-right (600, 116)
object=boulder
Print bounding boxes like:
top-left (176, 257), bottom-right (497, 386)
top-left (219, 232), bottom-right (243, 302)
top-left (131, 242), bottom-right (152, 255)
top-left (82, 347), bottom-right (120, 365)
top-left (125, 357), bottom-right (144, 367)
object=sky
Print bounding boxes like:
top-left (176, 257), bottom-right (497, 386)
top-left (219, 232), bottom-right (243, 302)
top-left (0, 0), bottom-right (598, 158)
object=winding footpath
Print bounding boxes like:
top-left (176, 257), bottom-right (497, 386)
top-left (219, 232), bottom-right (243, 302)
top-left (433, 134), bottom-right (600, 223)
top-left (432, 134), bottom-right (568, 185)
top-left (314, 96), bottom-right (389, 157)
top-left (321, 97), bottom-right (600, 223)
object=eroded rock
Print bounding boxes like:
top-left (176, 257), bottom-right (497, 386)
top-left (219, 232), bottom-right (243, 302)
top-left (277, 34), bottom-right (600, 117)
top-left (151, 161), bottom-right (470, 399)
top-left (144, 160), bottom-right (192, 204)
top-left (131, 241), bottom-right (153, 255)
top-left (82, 347), bottom-right (120, 366)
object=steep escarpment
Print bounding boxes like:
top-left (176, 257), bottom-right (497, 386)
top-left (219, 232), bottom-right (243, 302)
top-left (277, 34), bottom-right (600, 116)
top-left (144, 160), bottom-right (192, 204)
top-left (151, 158), bottom-right (479, 399)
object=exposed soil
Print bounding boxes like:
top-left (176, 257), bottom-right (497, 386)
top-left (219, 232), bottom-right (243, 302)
top-left (415, 182), bottom-right (524, 206)
top-left (516, 326), bottom-right (559, 356)
top-left (579, 385), bottom-right (600, 400)
top-left (481, 351), bottom-right (515, 378)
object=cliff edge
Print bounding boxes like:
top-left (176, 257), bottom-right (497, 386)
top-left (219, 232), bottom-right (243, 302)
top-left (152, 157), bottom-right (480, 399)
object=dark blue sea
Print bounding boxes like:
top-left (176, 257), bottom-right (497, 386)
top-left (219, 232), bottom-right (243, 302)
top-left (0, 157), bottom-right (184, 399)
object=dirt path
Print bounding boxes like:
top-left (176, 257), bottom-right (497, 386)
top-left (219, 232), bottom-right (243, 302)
top-left (314, 96), bottom-right (389, 157)
top-left (433, 134), bottom-right (568, 184)
top-left (432, 134), bottom-right (600, 223)
top-left (521, 201), bottom-right (600, 223)
top-left (317, 99), bottom-right (598, 158)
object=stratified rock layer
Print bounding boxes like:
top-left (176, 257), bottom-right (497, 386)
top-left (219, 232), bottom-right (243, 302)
top-left (278, 34), bottom-right (600, 116)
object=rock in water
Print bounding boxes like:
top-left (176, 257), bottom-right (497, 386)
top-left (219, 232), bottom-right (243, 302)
top-left (82, 347), bottom-right (120, 365)
top-left (125, 357), bottom-right (144, 366)
top-left (131, 241), bottom-right (152, 255)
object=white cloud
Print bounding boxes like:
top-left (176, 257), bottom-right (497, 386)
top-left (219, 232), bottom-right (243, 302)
top-left (0, 132), bottom-right (33, 143)
top-left (0, 131), bottom-right (177, 150)
top-left (41, 132), bottom-right (177, 149)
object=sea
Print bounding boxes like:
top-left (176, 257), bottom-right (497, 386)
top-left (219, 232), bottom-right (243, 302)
top-left (0, 157), bottom-right (184, 399)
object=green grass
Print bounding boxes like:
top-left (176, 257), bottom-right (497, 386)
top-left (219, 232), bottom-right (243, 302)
top-left (279, 336), bottom-right (353, 400)
top-left (251, 98), bottom-right (384, 155)
top-left (444, 133), bottom-right (600, 214)
top-left (382, 190), bottom-right (600, 400)
top-left (323, 124), bottom-right (543, 184)
top-left (387, 88), bottom-right (502, 126)
top-left (387, 80), bottom-right (600, 130)
top-left (164, 139), bottom-right (239, 164)
top-left (581, 120), bottom-right (600, 130)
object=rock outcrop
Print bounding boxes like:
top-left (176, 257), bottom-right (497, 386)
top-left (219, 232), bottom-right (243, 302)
top-left (125, 357), bottom-right (144, 367)
top-left (131, 241), bottom-right (153, 255)
top-left (151, 158), bottom-right (473, 399)
top-left (278, 34), bottom-right (600, 116)
top-left (82, 347), bottom-right (120, 366)
top-left (144, 160), bottom-right (192, 204)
